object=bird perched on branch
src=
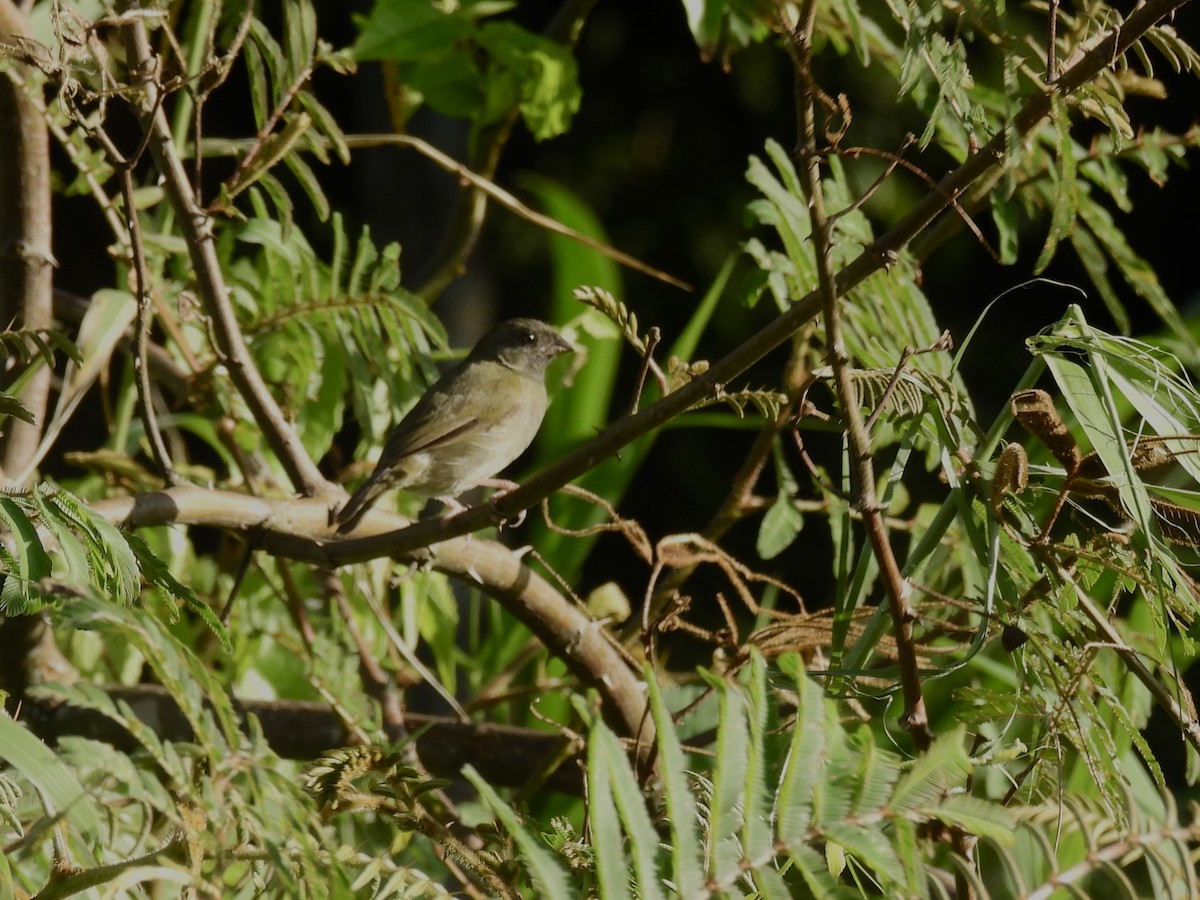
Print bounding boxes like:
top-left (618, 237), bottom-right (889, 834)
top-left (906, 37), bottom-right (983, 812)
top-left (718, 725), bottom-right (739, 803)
top-left (333, 318), bottom-right (573, 533)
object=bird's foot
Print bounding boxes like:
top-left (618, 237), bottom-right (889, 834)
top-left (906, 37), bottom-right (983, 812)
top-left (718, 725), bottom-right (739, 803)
top-left (478, 478), bottom-right (525, 528)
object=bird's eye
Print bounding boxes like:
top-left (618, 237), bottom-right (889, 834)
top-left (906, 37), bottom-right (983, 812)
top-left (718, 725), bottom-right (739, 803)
top-left (522, 331), bottom-right (536, 344)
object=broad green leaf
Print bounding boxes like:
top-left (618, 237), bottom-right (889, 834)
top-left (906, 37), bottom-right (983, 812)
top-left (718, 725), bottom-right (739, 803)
top-left (646, 671), bottom-right (704, 899)
top-left (467, 767), bottom-right (574, 899)
top-left (593, 724), bottom-right (665, 900)
top-left (478, 22), bottom-right (580, 140)
top-left (0, 708), bottom-right (103, 845)
top-left (757, 497), bottom-right (804, 560)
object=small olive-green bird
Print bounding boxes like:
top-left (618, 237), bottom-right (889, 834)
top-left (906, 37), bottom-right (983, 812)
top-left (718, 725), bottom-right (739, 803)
top-left (333, 318), bottom-right (572, 533)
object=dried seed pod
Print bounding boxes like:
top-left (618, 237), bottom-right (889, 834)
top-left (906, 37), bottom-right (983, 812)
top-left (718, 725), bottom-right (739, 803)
top-left (1011, 389), bottom-right (1082, 471)
top-left (991, 442), bottom-right (1029, 517)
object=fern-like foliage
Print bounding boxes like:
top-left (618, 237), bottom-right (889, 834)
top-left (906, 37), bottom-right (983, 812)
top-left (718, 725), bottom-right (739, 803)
top-left (226, 202), bottom-right (446, 463)
top-left (0, 486), bottom-right (226, 651)
top-left (470, 652), bottom-right (1015, 898)
top-left (12, 598), bottom-right (370, 897)
top-left (467, 651), bottom-right (1200, 898)
top-left (976, 789), bottom-right (1200, 899)
top-left (0, 326), bottom-right (82, 426)
top-left (218, 0), bottom-right (355, 229)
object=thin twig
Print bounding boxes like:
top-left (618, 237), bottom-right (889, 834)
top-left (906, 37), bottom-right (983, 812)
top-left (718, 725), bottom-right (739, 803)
top-left (862, 330), bottom-right (954, 433)
top-left (352, 134), bottom-right (692, 293)
top-left (1047, 0), bottom-right (1060, 83)
top-left (201, 130), bottom-right (692, 291)
top-left (629, 326), bottom-right (662, 414)
top-left (119, 167), bottom-right (176, 483)
top-left (835, 144), bottom-right (1000, 261)
top-left (827, 134), bottom-right (917, 224)
top-left (780, 0), bottom-right (933, 749)
top-left (639, 384), bottom-right (809, 630)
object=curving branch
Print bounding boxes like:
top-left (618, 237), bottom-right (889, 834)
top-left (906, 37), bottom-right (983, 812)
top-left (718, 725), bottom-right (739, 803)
top-left (118, 167), bottom-right (176, 483)
top-left (89, 488), bottom-right (652, 753)
top-left (115, 3), bottom-right (327, 497)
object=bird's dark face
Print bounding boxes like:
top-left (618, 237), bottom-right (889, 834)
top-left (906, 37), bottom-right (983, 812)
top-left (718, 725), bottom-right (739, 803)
top-left (474, 318), bottom-right (573, 376)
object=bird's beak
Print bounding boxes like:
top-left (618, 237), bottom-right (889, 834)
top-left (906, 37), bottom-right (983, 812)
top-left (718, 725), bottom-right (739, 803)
top-left (551, 333), bottom-right (574, 356)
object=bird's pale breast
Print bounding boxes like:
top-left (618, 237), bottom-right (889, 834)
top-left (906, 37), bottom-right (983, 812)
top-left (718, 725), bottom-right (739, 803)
top-left (404, 384), bottom-right (547, 497)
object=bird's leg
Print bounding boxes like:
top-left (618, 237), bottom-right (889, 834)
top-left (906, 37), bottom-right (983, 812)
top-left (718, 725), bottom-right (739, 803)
top-left (436, 496), bottom-right (470, 516)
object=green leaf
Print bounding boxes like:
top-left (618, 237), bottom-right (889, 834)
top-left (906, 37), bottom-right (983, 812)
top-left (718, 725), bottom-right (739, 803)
top-left (775, 655), bottom-right (827, 844)
top-left (593, 724), bottom-right (665, 900)
top-left (846, 726), bottom-right (901, 816)
top-left (0, 498), bottom-right (51, 612)
top-left (742, 653), bottom-right (775, 866)
top-left (925, 796), bottom-right (1017, 845)
top-left (587, 728), bottom-right (631, 900)
top-left (87, 515), bottom-right (142, 605)
top-left (699, 666), bottom-right (750, 883)
top-left (889, 725), bottom-right (971, 812)
top-left (820, 822), bottom-right (905, 886)
top-left (478, 22), bottom-right (581, 140)
top-left (0, 707), bottom-right (103, 845)
top-left (1034, 96), bottom-right (1077, 274)
top-left (283, 144), bottom-right (330, 222)
top-left (125, 533), bottom-right (232, 653)
top-left (352, 0), bottom-right (474, 62)
top-left (0, 393), bottom-right (35, 425)
top-left (464, 767), bottom-right (575, 899)
top-left (758, 497), bottom-right (804, 560)
top-left (990, 193), bottom-right (1020, 265)
top-left (646, 670), bottom-right (704, 899)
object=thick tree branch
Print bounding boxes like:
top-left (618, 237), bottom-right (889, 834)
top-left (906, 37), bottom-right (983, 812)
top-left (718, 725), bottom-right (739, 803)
top-left (0, 0), bottom-right (53, 484)
top-left (19, 684), bottom-right (582, 793)
top-left (0, 0), bottom-right (74, 713)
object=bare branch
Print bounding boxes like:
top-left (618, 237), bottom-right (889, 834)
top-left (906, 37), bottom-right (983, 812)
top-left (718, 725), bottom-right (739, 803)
top-left (116, 3), bottom-right (328, 497)
top-left (0, 0), bottom-right (53, 486)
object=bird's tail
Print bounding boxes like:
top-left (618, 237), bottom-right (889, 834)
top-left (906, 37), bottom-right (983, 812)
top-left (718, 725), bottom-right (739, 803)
top-left (332, 476), bottom-right (386, 534)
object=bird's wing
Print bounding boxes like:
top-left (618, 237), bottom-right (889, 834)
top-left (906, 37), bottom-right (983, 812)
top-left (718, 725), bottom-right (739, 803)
top-left (381, 367), bottom-right (519, 461)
